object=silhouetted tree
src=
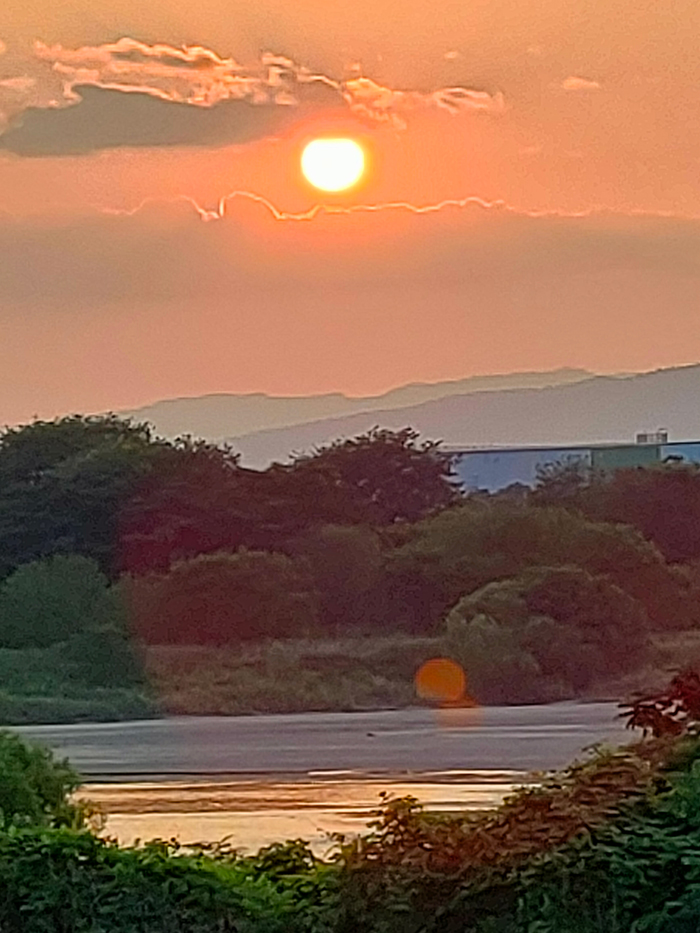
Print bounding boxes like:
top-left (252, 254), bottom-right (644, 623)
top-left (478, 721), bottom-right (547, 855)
top-left (287, 427), bottom-right (459, 526)
top-left (0, 415), bottom-right (164, 578)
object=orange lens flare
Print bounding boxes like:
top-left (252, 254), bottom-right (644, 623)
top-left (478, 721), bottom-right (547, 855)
top-left (415, 657), bottom-right (468, 705)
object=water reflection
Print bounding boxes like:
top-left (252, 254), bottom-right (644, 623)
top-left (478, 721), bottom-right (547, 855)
top-left (78, 771), bottom-right (536, 854)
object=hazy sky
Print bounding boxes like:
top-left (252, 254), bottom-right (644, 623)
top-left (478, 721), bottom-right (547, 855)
top-left (0, 0), bottom-right (699, 421)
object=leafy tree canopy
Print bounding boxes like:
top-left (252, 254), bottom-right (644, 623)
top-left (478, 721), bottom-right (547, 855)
top-left (288, 427), bottom-right (459, 526)
top-left (125, 549), bottom-right (318, 644)
top-left (0, 555), bottom-right (125, 649)
top-left (0, 415), bottom-right (165, 578)
top-left (535, 461), bottom-right (700, 565)
top-left (384, 501), bottom-right (689, 632)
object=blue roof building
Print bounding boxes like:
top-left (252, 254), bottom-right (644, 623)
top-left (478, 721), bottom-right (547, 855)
top-left (448, 435), bottom-right (700, 494)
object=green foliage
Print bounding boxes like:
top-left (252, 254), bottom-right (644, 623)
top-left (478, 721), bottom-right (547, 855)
top-left (534, 460), bottom-right (700, 565)
top-left (446, 566), bottom-right (649, 701)
top-left (126, 549), bottom-right (318, 644)
top-left (0, 414), bottom-right (163, 579)
top-left (7, 719), bottom-right (700, 931)
top-left (0, 637), bottom-right (151, 711)
top-left (0, 730), bottom-right (83, 828)
top-left (60, 626), bottom-right (145, 688)
top-left (0, 690), bottom-right (157, 725)
top-left (0, 554), bottom-right (126, 649)
top-left (386, 500), bottom-right (686, 632)
top-left (0, 555), bottom-right (149, 717)
top-left (446, 613), bottom-right (546, 702)
top-left (4, 409), bottom-right (700, 717)
top-left (0, 828), bottom-right (308, 933)
top-left (290, 524), bottom-right (385, 632)
top-left (329, 743), bottom-right (666, 932)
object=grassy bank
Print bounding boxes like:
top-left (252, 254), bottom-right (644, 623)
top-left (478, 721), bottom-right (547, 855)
top-left (144, 630), bottom-right (700, 716)
top-left (0, 645), bottom-right (158, 724)
top-left (142, 636), bottom-right (434, 715)
top-left (3, 630), bottom-right (700, 725)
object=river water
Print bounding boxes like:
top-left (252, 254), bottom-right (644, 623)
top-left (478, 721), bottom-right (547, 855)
top-left (18, 701), bottom-right (629, 853)
top-left (77, 771), bottom-right (533, 853)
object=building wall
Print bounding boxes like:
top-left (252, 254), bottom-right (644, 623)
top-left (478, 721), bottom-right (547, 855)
top-left (662, 443), bottom-right (700, 464)
top-left (590, 445), bottom-right (660, 470)
top-left (451, 440), bottom-right (700, 494)
top-left (451, 447), bottom-right (591, 493)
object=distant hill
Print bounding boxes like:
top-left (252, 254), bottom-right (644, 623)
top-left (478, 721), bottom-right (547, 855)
top-left (125, 368), bottom-right (592, 443)
top-left (222, 364), bottom-right (700, 467)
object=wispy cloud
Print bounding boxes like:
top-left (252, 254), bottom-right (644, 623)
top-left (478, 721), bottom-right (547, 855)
top-left (559, 76), bottom-right (602, 91)
top-left (342, 77), bottom-right (504, 127)
top-left (25, 37), bottom-right (504, 131)
top-left (0, 76), bottom-right (36, 92)
top-left (98, 187), bottom-right (693, 227)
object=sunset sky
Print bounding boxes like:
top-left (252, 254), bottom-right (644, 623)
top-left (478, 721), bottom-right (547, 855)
top-left (1, 0), bottom-right (699, 422)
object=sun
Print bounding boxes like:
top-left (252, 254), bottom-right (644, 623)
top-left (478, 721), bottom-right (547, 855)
top-left (301, 138), bottom-right (365, 192)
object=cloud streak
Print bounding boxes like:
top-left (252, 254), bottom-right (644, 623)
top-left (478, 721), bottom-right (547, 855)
top-left (98, 187), bottom-right (692, 226)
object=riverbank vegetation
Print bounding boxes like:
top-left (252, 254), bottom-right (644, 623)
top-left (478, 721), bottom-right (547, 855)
top-left (2, 414), bottom-right (700, 720)
top-left (4, 674), bottom-right (700, 930)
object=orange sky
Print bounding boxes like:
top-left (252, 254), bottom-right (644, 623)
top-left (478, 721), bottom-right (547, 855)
top-left (0, 0), bottom-right (699, 421)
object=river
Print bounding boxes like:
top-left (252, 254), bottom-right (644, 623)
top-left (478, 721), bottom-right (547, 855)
top-left (13, 702), bottom-right (629, 852)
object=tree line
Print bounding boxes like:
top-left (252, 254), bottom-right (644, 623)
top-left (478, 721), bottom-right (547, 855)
top-left (2, 414), bottom-right (700, 703)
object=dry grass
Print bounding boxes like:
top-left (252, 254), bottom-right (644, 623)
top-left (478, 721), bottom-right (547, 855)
top-left (142, 636), bottom-right (441, 715)
top-left (142, 629), bottom-right (700, 715)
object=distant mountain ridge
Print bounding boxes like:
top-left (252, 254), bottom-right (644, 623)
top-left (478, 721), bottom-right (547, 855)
top-left (123, 364), bottom-right (700, 469)
top-left (125, 368), bottom-right (593, 443)
top-left (221, 364), bottom-right (700, 467)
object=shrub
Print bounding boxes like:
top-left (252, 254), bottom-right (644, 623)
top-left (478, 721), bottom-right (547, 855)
top-left (126, 549), bottom-right (318, 644)
top-left (445, 566), bottom-right (649, 700)
top-left (289, 524), bottom-right (385, 632)
top-left (0, 730), bottom-right (84, 828)
top-left (0, 829), bottom-right (303, 933)
top-left (0, 555), bottom-right (124, 649)
top-left (385, 501), bottom-right (688, 632)
top-left (60, 626), bottom-right (145, 688)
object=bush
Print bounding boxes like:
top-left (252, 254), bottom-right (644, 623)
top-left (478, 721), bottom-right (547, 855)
top-left (0, 639), bottom-right (154, 724)
top-left (125, 549), bottom-right (318, 644)
top-left (445, 566), bottom-right (650, 701)
top-left (386, 501), bottom-right (684, 632)
top-left (0, 555), bottom-right (125, 649)
top-left (446, 613), bottom-right (547, 703)
top-left (60, 626), bottom-right (145, 688)
top-left (0, 829), bottom-right (305, 933)
top-left (535, 461), bottom-right (700, 565)
top-left (289, 524), bottom-right (385, 632)
top-left (0, 730), bottom-right (84, 828)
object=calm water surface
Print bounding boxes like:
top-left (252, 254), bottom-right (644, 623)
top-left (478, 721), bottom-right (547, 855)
top-left (78, 771), bottom-right (534, 854)
top-left (41, 703), bottom-right (626, 855)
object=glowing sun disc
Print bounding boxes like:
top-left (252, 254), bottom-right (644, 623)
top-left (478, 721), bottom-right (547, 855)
top-left (301, 138), bottom-right (365, 192)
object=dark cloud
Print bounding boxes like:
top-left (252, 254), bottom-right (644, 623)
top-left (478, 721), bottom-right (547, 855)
top-left (0, 37), bottom-right (505, 154)
top-left (0, 85), bottom-right (304, 155)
